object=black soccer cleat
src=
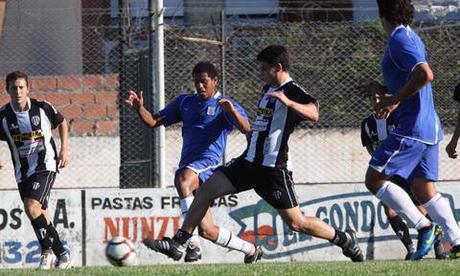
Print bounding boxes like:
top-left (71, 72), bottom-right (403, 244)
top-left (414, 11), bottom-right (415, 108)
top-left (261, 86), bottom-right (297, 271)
top-left (449, 245), bottom-right (460, 259)
top-left (143, 237), bottom-right (185, 261)
top-left (184, 244), bottom-right (202, 263)
top-left (244, 245), bottom-right (263, 264)
top-left (341, 229), bottom-right (364, 262)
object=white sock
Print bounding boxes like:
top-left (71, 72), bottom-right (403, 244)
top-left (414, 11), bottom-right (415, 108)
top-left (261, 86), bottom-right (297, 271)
top-left (376, 181), bottom-right (430, 230)
top-left (215, 227), bottom-right (254, 255)
top-left (180, 197), bottom-right (200, 246)
top-left (424, 193), bottom-right (460, 246)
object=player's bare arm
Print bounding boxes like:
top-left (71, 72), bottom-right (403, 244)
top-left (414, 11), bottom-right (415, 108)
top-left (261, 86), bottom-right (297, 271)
top-left (125, 90), bottom-right (165, 128)
top-left (267, 91), bottom-right (319, 122)
top-left (376, 63), bottom-right (433, 117)
top-left (218, 98), bottom-right (251, 134)
top-left (446, 109), bottom-right (460, 159)
top-left (58, 118), bottom-right (69, 168)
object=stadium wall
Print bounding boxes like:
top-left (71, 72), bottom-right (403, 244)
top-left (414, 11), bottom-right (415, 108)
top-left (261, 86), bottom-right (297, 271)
top-left (1, 183), bottom-right (459, 268)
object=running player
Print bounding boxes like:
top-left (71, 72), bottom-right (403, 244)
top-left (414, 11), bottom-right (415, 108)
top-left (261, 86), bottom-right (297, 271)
top-left (0, 71), bottom-right (72, 269)
top-left (126, 62), bottom-right (258, 262)
top-left (143, 45), bottom-right (364, 263)
top-left (364, 0), bottom-right (460, 260)
top-left (445, 82), bottom-right (460, 160)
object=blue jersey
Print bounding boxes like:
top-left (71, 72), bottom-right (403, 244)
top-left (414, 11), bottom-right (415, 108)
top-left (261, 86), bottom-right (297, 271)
top-left (381, 25), bottom-right (442, 144)
top-left (157, 92), bottom-right (248, 168)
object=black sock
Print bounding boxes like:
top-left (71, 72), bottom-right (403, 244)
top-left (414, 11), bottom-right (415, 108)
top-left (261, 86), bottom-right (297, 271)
top-left (31, 214), bottom-right (52, 253)
top-left (388, 215), bottom-right (414, 252)
top-left (329, 230), bottom-right (348, 248)
top-left (47, 223), bottom-right (66, 257)
top-left (173, 229), bottom-right (192, 245)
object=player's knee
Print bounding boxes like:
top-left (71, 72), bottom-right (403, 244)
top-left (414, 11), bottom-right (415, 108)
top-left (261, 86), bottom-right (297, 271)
top-left (198, 225), bottom-right (219, 241)
top-left (24, 199), bottom-right (42, 219)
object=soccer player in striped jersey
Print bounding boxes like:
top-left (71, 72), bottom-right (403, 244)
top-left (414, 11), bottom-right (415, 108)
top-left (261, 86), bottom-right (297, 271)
top-left (361, 87), bottom-right (446, 260)
top-left (364, 0), bottom-right (460, 260)
top-left (146, 45), bottom-right (364, 263)
top-left (0, 71), bottom-right (72, 269)
top-left (127, 62), bottom-right (258, 262)
top-left (445, 83), bottom-right (460, 160)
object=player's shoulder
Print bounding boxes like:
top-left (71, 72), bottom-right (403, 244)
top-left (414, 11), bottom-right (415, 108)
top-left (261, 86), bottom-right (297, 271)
top-left (31, 98), bottom-right (59, 113)
top-left (361, 113), bottom-right (375, 126)
top-left (390, 26), bottom-right (419, 46)
top-left (0, 103), bottom-right (10, 116)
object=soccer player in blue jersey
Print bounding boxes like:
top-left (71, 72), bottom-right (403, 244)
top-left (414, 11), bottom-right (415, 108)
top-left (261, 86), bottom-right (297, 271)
top-left (125, 62), bottom-right (259, 262)
top-left (363, 0), bottom-right (460, 260)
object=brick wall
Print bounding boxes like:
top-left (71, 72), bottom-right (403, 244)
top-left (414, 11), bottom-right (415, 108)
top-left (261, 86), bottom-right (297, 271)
top-left (0, 74), bottom-right (119, 136)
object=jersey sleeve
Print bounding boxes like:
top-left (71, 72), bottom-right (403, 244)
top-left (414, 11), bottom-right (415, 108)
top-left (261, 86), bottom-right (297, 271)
top-left (0, 117), bottom-right (6, 141)
top-left (156, 95), bottom-right (185, 127)
top-left (287, 85), bottom-right (318, 123)
top-left (389, 33), bottom-right (427, 72)
top-left (360, 119), bottom-right (372, 147)
top-left (41, 100), bottom-right (65, 129)
top-left (223, 99), bottom-right (248, 130)
top-left (454, 82), bottom-right (460, 103)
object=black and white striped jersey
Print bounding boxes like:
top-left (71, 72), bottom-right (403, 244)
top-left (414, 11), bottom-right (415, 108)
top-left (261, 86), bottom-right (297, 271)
top-left (0, 98), bottom-right (64, 183)
top-left (243, 78), bottom-right (318, 169)
top-left (360, 113), bottom-right (395, 152)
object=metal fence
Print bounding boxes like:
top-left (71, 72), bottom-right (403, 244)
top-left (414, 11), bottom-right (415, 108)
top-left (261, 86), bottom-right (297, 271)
top-left (0, 6), bottom-right (459, 188)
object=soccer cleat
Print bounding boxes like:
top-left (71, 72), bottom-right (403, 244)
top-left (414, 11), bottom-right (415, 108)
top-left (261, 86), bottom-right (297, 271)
top-left (184, 244), bottom-right (202, 263)
top-left (449, 245), bottom-right (460, 259)
top-left (433, 225), bottom-right (448, 260)
top-left (55, 251), bottom-right (74, 269)
top-left (411, 225), bottom-right (437, 261)
top-left (341, 229), bottom-right (364, 262)
top-left (143, 237), bottom-right (185, 261)
top-left (244, 245), bottom-right (263, 264)
top-left (38, 251), bottom-right (56, 270)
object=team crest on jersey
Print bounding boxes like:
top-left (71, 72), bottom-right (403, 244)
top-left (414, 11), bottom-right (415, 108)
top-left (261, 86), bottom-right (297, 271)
top-left (10, 123), bottom-right (19, 130)
top-left (31, 116), bottom-right (40, 126)
top-left (257, 108), bottom-right (273, 118)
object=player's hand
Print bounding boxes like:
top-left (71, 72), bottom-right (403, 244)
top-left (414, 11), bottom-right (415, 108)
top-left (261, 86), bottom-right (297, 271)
top-left (375, 94), bottom-right (399, 118)
top-left (58, 148), bottom-right (69, 168)
top-left (218, 98), bottom-right (235, 113)
top-left (446, 139), bottom-right (458, 159)
top-left (267, 90), bottom-right (291, 106)
top-left (125, 90), bottom-right (144, 111)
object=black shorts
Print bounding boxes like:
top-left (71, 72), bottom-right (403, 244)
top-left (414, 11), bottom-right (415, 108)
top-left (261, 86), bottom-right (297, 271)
top-left (389, 174), bottom-right (419, 205)
top-left (218, 157), bottom-right (298, 209)
top-left (18, 171), bottom-right (56, 210)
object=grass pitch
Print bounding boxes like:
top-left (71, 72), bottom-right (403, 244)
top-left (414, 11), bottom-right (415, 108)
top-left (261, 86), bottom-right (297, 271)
top-left (0, 260), bottom-right (459, 276)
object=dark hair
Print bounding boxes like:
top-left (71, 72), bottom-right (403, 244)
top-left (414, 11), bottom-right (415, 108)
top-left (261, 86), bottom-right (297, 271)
top-left (377, 0), bottom-right (414, 26)
top-left (192, 62), bottom-right (219, 79)
top-left (6, 71), bottom-right (29, 90)
top-left (257, 45), bottom-right (290, 71)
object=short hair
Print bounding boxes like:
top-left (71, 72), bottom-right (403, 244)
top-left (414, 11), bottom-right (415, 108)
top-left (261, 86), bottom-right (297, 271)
top-left (6, 71), bottom-right (29, 90)
top-left (454, 82), bottom-right (460, 103)
top-left (257, 45), bottom-right (290, 71)
top-left (192, 62), bottom-right (219, 79)
top-left (376, 0), bottom-right (414, 26)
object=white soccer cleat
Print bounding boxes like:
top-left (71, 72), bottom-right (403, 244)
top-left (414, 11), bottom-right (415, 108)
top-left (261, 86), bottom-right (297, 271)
top-left (56, 252), bottom-right (74, 269)
top-left (38, 251), bottom-right (56, 270)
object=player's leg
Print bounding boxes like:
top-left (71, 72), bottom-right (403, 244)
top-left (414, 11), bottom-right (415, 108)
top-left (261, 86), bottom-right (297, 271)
top-left (174, 167), bottom-right (201, 262)
top-left (198, 207), bottom-right (257, 259)
top-left (42, 207), bottom-right (73, 268)
top-left (383, 204), bottom-right (415, 259)
top-left (144, 170), bottom-right (239, 261)
top-left (21, 172), bottom-right (58, 269)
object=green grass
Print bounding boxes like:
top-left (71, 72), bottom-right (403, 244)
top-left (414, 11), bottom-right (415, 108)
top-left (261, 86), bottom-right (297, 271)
top-left (1, 260), bottom-right (459, 276)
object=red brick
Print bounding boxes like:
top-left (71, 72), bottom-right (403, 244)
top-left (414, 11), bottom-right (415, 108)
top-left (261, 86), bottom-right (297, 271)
top-left (95, 91), bottom-right (118, 104)
top-left (106, 105), bottom-right (119, 118)
top-left (96, 120), bottom-right (118, 135)
top-left (56, 76), bottom-right (82, 90)
top-left (31, 78), bottom-right (56, 91)
top-left (30, 93), bottom-right (47, 101)
top-left (83, 75), bottom-right (103, 89)
top-left (60, 106), bottom-right (82, 119)
top-left (44, 92), bottom-right (71, 105)
top-left (71, 120), bottom-right (96, 136)
top-left (81, 104), bottom-right (107, 117)
top-left (70, 92), bottom-right (95, 104)
top-left (104, 74), bottom-right (119, 88)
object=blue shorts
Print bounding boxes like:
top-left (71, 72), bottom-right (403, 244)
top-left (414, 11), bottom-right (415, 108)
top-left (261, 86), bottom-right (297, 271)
top-left (369, 134), bottom-right (438, 181)
top-left (176, 158), bottom-right (221, 183)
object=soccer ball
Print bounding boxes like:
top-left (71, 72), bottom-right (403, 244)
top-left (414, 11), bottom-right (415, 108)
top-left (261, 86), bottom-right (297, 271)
top-left (105, 236), bottom-right (137, 266)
